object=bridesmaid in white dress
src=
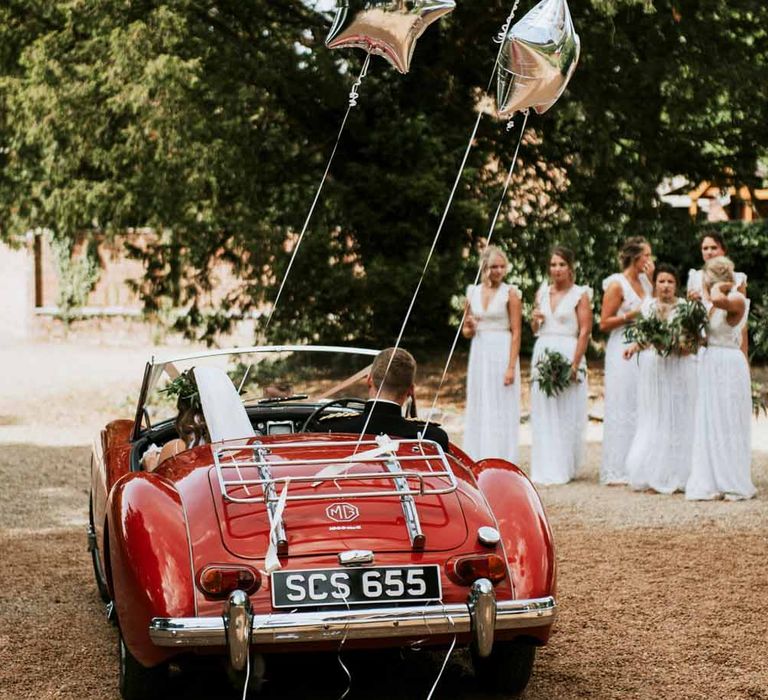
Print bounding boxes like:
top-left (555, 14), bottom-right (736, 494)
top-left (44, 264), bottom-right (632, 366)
top-left (686, 257), bottom-right (755, 501)
top-left (686, 230), bottom-right (748, 358)
top-left (624, 264), bottom-right (697, 493)
top-left (462, 245), bottom-right (523, 462)
top-left (530, 246), bottom-right (593, 484)
top-left (599, 237), bottom-right (654, 484)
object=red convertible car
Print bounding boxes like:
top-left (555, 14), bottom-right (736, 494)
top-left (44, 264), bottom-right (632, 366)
top-left (89, 345), bottom-right (556, 698)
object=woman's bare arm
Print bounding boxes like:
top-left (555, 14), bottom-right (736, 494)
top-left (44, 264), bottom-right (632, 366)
top-left (505, 291), bottom-right (522, 385)
top-left (573, 292), bottom-right (593, 373)
top-left (599, 282), bottom-right (635, 333)
top-left (710, 283), bottom-right (746, 326)
top-left (461, 299), bottom-right (476, 338)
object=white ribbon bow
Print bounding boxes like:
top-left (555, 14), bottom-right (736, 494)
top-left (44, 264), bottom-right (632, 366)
top-left (311, 434), bottom-right (400, 486)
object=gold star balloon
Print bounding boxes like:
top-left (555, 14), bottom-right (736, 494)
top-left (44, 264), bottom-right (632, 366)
top-left (325, 0), bottom-right (456, 74)
top-left (496, 0), bottom-right (580, 118)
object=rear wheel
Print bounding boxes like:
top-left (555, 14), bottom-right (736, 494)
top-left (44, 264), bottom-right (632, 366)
top-left (472, 640), bottom-right (536, 696)
top-left (118, 629), bottom-right (167, 700)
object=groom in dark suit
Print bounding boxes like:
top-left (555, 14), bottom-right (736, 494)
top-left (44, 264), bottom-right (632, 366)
top-left (320, 347), bottom-right (450, 451)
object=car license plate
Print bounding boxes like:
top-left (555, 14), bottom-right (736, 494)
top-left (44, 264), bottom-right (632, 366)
top-left (271, 565), bottom-right (441, 609)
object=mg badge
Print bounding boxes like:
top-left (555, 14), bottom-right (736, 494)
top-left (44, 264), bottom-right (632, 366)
top-left (326, 502), bottom-right (359, 523)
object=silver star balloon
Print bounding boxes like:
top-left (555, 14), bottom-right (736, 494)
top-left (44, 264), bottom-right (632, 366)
top-left (325, 0), bottom-right (456, 74)
top-left (496, 0), bottom-right (580, 118)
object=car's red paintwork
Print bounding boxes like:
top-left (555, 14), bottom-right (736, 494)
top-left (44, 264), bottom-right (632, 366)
top-left (91, 420), bottom-right (556, 668)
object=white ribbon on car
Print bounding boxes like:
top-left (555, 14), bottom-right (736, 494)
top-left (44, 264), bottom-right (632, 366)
top-left (311, 434), bottom-right (400, 487)
top-left (263, 477), bottom-right (291, 574)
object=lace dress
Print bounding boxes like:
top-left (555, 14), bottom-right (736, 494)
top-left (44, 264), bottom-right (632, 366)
top-left (530, 282), bottom-right (592, 484)
top-left (600, 272), bottom-right (653, 484)
top-left (626, 299), bottom-right (697, 493)
top-left (463, 282), bottom-right (521, 462)
top-left (686, 294), bottom-right (755, 500)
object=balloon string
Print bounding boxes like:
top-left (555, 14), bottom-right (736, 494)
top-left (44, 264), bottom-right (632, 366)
top-left (348, 54), bottom-right (370, 107)
top-left (353, 2), bottom-right (523, 448)
top-left (426, 628), bottom-right (456, 699)
top-left (261, 52), bottom-right (372, 339)
top-left (420, 110), bottom-right (529, 439)
top-left (240, 651), bottom-right (250, 700)
top-left (335, 594), bottom-right (353, 700)
top-left (490, 0), bottom-right (521, 91)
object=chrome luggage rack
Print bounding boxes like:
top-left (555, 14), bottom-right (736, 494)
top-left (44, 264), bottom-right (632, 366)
top-left (212, 438), bottom-right (458, 552)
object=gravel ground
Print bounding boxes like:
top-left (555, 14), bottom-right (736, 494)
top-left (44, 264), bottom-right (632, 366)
top-left (1, 338), bottom-right (766, 700)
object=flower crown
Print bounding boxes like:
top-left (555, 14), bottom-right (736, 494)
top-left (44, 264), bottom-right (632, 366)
top-left (160, 369), bottom-right (200, 408)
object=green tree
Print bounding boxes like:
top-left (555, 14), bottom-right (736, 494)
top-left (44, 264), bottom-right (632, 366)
top-left (1, 1), bottom-right (766, 351)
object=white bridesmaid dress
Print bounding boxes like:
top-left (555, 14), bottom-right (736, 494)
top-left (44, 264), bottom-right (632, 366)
top-left (530, 282), bottom-right (592, 485)
top-left (463, 282), bottom-right (521, 463)
top-left (600, 272), bottom-right (653, 484)
top-left (626, 299), bottom-right (697, 493)
top-left (686, 294), bottom-right (755, 500)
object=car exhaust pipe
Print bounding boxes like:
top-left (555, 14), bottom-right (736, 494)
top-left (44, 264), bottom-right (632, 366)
top-left (224, 590), bottom-right (252, 672)
top-left (468, 578), bottom-right (496, 658)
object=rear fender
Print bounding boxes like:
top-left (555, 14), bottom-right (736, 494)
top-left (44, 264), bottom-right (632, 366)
top-left (108, 473), bottom-right (194, 666)
top-left (473, 459), bottom-right (556, 602)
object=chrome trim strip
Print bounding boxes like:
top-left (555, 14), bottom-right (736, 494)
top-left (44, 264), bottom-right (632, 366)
top-left (149, 595), bottom-right (555, 647)
top-left (255, 449), bottom-right (288, 556)
top-left (384, 458), bottom-right (425, 549)
top-left (131, 361), bottom-right (153, 442)
top-left (151, 344), bottom-right (380, 368)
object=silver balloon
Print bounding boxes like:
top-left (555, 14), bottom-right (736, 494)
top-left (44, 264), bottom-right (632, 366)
top-left (496, 0), bottom-right (580, 118)
top-left (326, 0), bottom-right (456, 74)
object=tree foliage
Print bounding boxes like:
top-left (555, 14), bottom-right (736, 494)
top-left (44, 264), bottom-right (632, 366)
top-left (1, 0), bottom-right (766, 352)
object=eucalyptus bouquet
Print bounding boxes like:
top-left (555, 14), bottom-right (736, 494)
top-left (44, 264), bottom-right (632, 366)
top-left (533, 349), bottom-right (584, 398)
top-left (669, 299), bottom-right (708, 355)
top-left (623, 313), bottom-right (675, 357)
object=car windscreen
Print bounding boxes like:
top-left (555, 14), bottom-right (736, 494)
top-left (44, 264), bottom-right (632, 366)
top-left (138, 346), bottom-right (378, 433)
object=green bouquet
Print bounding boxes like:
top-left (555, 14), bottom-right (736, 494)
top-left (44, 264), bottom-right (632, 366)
top-left (533, 349), bottom-right (584, 398)
top-left (623, 313), bottom-right (675, 357)
top-left (623, 300), bottom-right (708, 357)
top-left (669, 299), bottom-right (708, 355)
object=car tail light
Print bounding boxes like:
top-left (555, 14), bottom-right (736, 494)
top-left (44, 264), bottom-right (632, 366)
top-left (198, 566), bottom-right (261, 597)
top-left (447, 554), bottom-right (506, 585)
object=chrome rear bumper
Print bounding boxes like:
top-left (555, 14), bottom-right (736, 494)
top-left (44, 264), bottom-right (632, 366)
top-left (149, 588), bottom-right (555, 666)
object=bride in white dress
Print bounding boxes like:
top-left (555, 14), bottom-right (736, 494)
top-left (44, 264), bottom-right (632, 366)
top-left (686, 257), bottom-right (755, 501)
top-left (624, 265), bottom-right (697, 493)
top-left (599, 236), bottom-right (654, 484)
top-left (530, 246), bottom-right (593, 484)
top-left (462, 246), bottom-right (522, 462)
